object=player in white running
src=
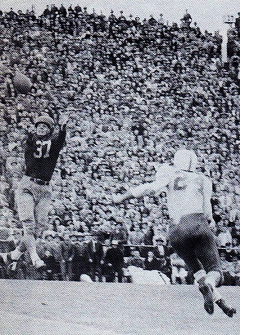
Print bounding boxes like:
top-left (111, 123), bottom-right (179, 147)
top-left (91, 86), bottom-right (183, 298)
top-left (112, 149), bottom-right (236, 317)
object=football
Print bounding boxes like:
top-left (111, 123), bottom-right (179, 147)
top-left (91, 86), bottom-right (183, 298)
top-left (13, 71), bottom-right (32, 94)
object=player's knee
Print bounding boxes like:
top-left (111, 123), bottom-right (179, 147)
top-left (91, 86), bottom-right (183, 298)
top-left (17, 240), bottom-right (27, 252)
top-left (36, 215), bottom-right (48, 229)
top-left (22, 220), bottom-right (35, 235)
top-left (24, 227), bottom-right (35, 235)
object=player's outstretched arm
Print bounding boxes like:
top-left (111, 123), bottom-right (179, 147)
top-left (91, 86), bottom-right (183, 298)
top-left (112, 178), bottom-right (168, 204)
top-left (112, 190), bottom-right (133, 204)
top-left (53, 113), bottom-right (70, 149)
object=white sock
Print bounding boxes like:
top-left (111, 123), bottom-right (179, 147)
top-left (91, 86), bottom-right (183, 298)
top-left (212, 287), bottom-right (222, 302)
top-left (205, 271), bottom-right (221, 288)
top-left (10, 249), bottom-right (23, 261)
top-left (194, 269), bottom-right (207, 282)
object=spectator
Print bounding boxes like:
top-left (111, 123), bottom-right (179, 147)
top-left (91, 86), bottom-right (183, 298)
top-left (126, 249), bottom-right (144, 268)
top-left (104, 240), bottom-right (125, 282)
top-left (229, 255), bottom-right (240, 286)
top-left (110, 220), bottom-right (128, 244)
top-left (170, 252), bottom-right (188, 284)
top-left (41, 250), bottom-right (59, 280)
top-left (0, 227), bottom-right (16, 278)
top-left (60, 231), bottom-right (75, 280)
top-left (153, 236), bottom-right (172, 278)
top-left (153, 237), bottom-right (171, 260)
top-left (219, 251), bottom-right (234, 286)
top-left (216, 225), bottom-right (232, 248)
top-left (72, 232), bottom-right (90, 281)
top-left (144, 250), bottom-right (160, 271)
top-left (87, 233), bottom-right (104, 282)
top-left (141, 222), bottom-right (154, 246)
top-left (128, 225), bottom-right (145, 245)
top-left (0, 226), bottom-right (15, 253)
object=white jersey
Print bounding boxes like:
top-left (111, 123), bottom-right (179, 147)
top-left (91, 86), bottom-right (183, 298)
top-left (130, 166), bottom-right (212, 225)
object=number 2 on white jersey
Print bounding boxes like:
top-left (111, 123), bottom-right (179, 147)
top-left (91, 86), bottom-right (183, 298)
top-left (173, 176), bottom-right (187, 190)
top-left (34, 140), bottom-right (51, 158)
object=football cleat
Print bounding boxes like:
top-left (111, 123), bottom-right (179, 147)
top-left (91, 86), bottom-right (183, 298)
top-left (199, 282), bottom-right (214, 315)
top-left (8, 260), bottom-right (18, 272)
top-left (216, 299), bottom-right (236, 317)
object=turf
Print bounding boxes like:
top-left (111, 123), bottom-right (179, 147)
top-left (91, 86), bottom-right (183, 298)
top-left (0, 280), bottom-right (239, 335)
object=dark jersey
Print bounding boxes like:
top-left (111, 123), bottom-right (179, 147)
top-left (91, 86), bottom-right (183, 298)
top-left (24, 127), bottom-right (66, 181)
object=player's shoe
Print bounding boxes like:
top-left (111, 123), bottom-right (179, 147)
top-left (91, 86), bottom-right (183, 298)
top-left (216, 298), bottom-right (236, 317)
top-left (34, 259), bottom-right (46, 269)
top-left (199, 282), bottom-right (214, 314)
top-left (7, 260), bottom-right (18, 274)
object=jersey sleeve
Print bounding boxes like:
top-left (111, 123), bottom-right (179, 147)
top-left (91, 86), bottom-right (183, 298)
top-left (53, 126), bottom-right (66, 150)
top-left (130, 177), bottom-right (170, 198)
top-left (24, 133), bottom-right (34, 159)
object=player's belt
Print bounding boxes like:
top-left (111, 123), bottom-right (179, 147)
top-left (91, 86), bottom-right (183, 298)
top-left (29, 177), bottom-right (50, 186)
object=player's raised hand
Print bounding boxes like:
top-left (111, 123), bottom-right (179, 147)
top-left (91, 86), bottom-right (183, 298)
top-left (59, 113), bottom-right (69, 128)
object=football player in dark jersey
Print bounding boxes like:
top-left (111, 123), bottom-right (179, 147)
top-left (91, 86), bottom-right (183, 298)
top-left (0, 114), bottom-right (68, 269)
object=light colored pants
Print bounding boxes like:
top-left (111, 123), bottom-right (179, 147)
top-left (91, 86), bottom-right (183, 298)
top-left (15, 176), bottom-right (51, 237)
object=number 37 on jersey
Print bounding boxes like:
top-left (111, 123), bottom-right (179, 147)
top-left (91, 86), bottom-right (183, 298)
top-left (34, 140), bottom-right (52, 158)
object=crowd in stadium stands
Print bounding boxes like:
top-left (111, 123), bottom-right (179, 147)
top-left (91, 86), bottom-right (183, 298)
top-left (0, 6), bottom-right (240, 284)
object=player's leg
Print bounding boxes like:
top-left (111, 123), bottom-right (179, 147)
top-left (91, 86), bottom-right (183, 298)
top-left (34, 188), bottom-right (51, 267)
top-left (34, 192), bottom-right (51, 237)
top-left (195, 225), bottom-right (236, 317)
top-left (13, 178), bottom-right (48, 269)
top-left (0, 189), bottom-right (36, 269)
top-left (170, 224), bottom-right (203, 272)
top-left (172, 245), bottom-right (214, 313)
top-left (17, 189), bottom-right (45, 267)
top-left (0, 230), bottom-right (20, 272)
top-left (170, 217), bottom-right (214, 314)
top-left (196, 271), bottom-right (236, 317)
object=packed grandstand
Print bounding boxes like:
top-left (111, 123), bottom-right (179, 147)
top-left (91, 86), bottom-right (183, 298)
top-left (0, 6), bottom-right (240, 284)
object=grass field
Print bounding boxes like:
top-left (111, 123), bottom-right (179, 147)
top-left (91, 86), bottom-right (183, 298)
top-left (0, 280), bottom-right (239, 335)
